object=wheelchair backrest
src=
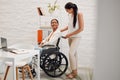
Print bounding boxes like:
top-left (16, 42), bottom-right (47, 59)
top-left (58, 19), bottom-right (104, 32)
top-left (56, 37), bottom-right (61, 47)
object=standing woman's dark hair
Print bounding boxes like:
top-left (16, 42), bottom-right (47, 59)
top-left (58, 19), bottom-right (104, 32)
top-left (65, 2), bottom-right (78, 28)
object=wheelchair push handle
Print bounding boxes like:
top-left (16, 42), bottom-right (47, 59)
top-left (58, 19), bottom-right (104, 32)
top-left (56, 36), bottom-right (65, 47)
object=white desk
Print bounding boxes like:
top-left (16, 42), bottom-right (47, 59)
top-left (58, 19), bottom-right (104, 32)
top-left (0, 50), bottom-right (40, 80)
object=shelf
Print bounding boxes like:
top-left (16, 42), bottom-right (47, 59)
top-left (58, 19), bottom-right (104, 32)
top-left (39, 26), bottom-right (52, 29)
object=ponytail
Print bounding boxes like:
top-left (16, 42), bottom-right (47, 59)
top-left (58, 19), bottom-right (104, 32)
top-left (73, 4), bottom-right (78, 28)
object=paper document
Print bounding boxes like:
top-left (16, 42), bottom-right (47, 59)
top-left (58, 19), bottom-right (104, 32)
top-left (11, 49), bottom-right (29, 54)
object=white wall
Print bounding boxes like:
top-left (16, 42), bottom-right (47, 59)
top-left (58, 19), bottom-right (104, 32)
top-left (94, 0), bottom-right (120, 80)
top-left (0, 0), bottom-right (96, 70)
top-left (0, 0), bottom-right (40, 45)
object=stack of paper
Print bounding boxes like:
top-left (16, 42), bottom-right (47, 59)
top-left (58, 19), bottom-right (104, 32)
top-left (12, 49), bottom-right (29, 54)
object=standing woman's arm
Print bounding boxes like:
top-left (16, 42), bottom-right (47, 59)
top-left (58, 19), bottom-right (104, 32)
top-left (64, 12), bottom-right (84, 38)
top-left (60, 26), bottom-right (68, 32)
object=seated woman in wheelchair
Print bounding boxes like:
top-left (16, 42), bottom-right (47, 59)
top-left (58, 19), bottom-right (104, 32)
top-left (38, 18), bottom-right (62, 53)
top-left (35, 19), bottom-right (68, 77)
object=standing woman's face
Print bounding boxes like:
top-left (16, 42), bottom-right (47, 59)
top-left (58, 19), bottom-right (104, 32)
top-left (65, 8), bottom-right (73, 14)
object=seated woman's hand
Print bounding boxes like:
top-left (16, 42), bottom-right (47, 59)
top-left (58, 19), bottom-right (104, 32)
top-left (39, 42), bottom-right (44, 47)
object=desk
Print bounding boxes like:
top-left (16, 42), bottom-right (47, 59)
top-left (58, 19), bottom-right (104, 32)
top-left (0, 50), bottom-right (40, 80)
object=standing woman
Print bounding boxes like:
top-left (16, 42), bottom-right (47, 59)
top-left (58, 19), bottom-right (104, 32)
top-left (61, 2), bottom-right (84, 79)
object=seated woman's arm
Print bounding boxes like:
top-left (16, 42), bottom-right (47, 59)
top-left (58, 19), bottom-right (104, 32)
top-left (39, 32), bottom-right (52, 47)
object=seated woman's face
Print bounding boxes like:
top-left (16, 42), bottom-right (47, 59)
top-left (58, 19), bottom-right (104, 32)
top-left (51, 19), bottom-right (59, 30)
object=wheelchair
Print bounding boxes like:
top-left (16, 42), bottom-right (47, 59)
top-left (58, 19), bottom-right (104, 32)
top-left (39, 37), bottom-right (68, 77)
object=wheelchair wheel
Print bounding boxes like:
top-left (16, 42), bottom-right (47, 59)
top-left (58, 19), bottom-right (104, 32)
top-left (43, 51), bottom-right (68, 77)
top-left (40, 48), bottom-right (58, 70)
top-left (40, 52), bottom-right (48, 69)
top-left (31, 69), bottom-right (37, 78)
top-left (43, 51), bottom-right (61, 72)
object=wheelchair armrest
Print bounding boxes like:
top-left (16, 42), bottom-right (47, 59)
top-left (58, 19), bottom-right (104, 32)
top-left (42, 45), bottom-right (60, 50)
top-left (42, 45), bottom-right (56, 48)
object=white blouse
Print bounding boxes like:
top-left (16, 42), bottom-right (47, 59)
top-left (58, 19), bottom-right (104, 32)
top-left (42, 29), bottom-right (61, 45)
top-left (68, 14), bottom-right (81, 37)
